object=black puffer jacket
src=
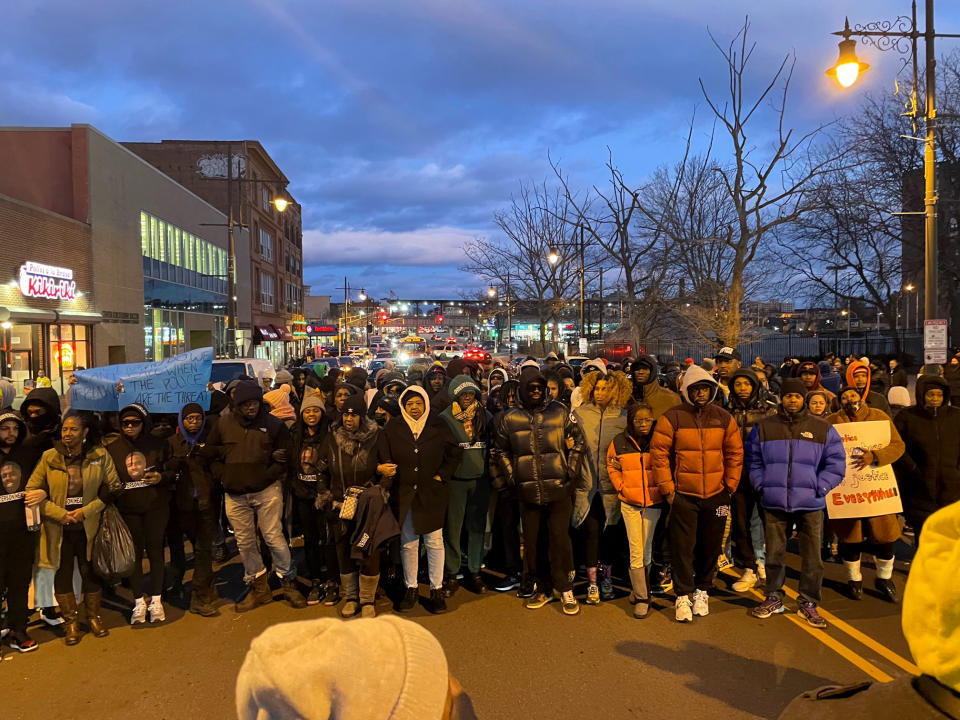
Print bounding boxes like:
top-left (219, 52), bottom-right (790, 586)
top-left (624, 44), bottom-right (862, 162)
top-left (893, 375), bottom-right (960, 518)
top-left (727, 368), bottom-right (778, 443)
top-left (167, 413), bottom-right (218, 512)
top-left (288, 397), bottom-right (330, 500)
top-left (493, 371), bottom-right (585, 505)
top-left (203, 384), bottom-right (290, 495)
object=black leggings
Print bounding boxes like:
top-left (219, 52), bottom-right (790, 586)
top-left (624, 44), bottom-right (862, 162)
top-left (839, 541), bottom-right (895, 562)
top-left (0, 530), bottom-right (35, 633)
top-left (55, 527), bottom-right (99, 594)
top-left (295, 497), bottom-right (339, 583)
top-left (123, 504), bottom-right (170, 597)
top-left (581, 494), bottom-right (617, 568)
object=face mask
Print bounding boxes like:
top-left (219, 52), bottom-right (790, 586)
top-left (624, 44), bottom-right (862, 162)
top-left (841, 401), bottom-right (861, 416)
top-left (25, 416), bottom-right (53, 435)
top-left (374, 413), bottom-right (388, 427)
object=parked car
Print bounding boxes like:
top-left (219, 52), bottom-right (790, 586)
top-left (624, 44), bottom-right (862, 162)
top-left (211, 358), bottom-right (275, 386)
top-left (435, 343), bottom-right (464, 359)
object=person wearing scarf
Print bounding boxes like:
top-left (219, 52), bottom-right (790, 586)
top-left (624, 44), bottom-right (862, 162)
top-left (314, 394), bottom-right (383, 618)
top-left (377, 386), bottom-right (461, 615)
top-left (438, 377), bottom-right (493, 596)
top-left (168, 402), bottom-right (219, 617)
top-left (264, 384), bottom-right (298, 428)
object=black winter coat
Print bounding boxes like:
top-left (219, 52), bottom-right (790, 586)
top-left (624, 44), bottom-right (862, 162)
top-left (493, 394), bottom-right (585, 506)
top-left (167, 425), bottom-right (216, 512)
top-left (317, 423), bottom-right (381, 502)
top-left (288, 419), bottom-right (330, 500)
top-left (377, 415), bottom-right (461, 534)
top-left (106, 429), bottom-right (174, 514)
top-left (203, 405), bottom-right (290, 495)
top-left (893, 376), bottom-right (960, 518)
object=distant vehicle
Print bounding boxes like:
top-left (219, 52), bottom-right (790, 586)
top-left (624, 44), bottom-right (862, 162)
top-left (376, 350), bottom-right (394, 359)
top-left (463, 347), bottom-right (490, 363)
top-left (436, 343), bottom-right (464, 359)
top-left (398, 336), bottom-right (432, 363)
top-left (305, 357), bottom-right (341, 375)
top-left (478, 341), bottom-right (495, 351)
top-left (211, 358), bottom-right (275, 386)
top-left (337, 356), bottom-right (357, 370)
top-left (367, 359), bottom-right (391, 374)
top-left (350, 348), bottom-right (373, 364)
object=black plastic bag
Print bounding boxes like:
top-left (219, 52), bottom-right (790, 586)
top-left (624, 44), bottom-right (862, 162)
top-left (92, 504), bottom-right (136, 580)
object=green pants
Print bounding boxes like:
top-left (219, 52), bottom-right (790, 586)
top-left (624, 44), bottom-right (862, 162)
top-left (443, 478), bottom-right (490, 576)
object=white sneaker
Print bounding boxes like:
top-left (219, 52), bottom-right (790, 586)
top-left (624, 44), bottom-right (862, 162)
top-left (148, 597), bottom-right (165, 623)
top-left (757, 561), bottom-right (766, 582)
top-left (675, 595), bottom-right (693, 623)
top-left (131, 598), bottom-right (147, 625)
top-left (692, 589), bottom-right (709, 616)
top-left (732, 569), bottom-right (758, 592)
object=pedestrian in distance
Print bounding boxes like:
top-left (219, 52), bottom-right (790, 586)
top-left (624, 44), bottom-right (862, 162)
top-left (747, 378), bottom-right (847, 628)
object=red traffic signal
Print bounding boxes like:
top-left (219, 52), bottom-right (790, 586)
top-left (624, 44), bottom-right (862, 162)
top-left (436, 315), bottom-right (443, 323)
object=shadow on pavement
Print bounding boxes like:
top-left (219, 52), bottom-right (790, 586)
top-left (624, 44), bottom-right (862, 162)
top-left (616, 639), bottom-right (833, 718)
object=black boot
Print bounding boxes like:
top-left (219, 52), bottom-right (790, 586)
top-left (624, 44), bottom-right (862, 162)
top-left (397, 586), bottom-right (419, 613)
top-left (875, 577), bottom-right (899, 603)
top-left (848, 580), bottom-right (863, 600)
top-left (428, 588), bottom-right (448, 614)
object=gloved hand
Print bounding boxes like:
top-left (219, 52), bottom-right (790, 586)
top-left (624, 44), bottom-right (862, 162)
top-left (271, 449), bottom-right (288, 464)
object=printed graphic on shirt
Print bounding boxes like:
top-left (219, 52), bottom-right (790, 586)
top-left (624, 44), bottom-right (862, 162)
top-left (125, 451), bottom-right (148, 482)
top-left (1, 460), bottom-right (23, 493)
top-left (0, 491), bottom-right (25, 503)
top-left (715, 504), bottom-right (730, 518)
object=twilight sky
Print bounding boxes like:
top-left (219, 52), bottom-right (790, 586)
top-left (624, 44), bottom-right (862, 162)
top-left (6, 0), bottom-right (960, 300)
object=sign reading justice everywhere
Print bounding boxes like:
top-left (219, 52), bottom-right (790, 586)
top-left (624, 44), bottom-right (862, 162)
top-left (71, 347), bottom-right (212, 414)
top-left (826, 420), bottom-right (903, 520)
top-left (19, 261), bottom-right (77, 301)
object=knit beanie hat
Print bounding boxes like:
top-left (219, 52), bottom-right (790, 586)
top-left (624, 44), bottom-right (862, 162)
top-left (233, 381), bottom-right (263, 406)
top-left (235, 616), bottom-right (449, 720)
top-left (181, 402), bottom-right (204, 418)
top-left (264, 384), bottom-right (296, 421)
top-left (119, 403), bottom-right (149, 422)
top-left (779, 378), bottom-right (807, 398)
top-left (275, 370), bottom-right (294, 386)
top-left (887, 386), bottom-right (911, 407)
top-left (345, 367), bottom-right (368, 390)
top-left (340, 394), bottom-right (367, 417)
top-left (300, 394), bottom-right (324, 415)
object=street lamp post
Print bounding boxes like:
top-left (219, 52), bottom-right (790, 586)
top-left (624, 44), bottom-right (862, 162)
top-left (827, 2), bottom-right (960, 325)
top-left (547, 223), bottom-right (586, 349)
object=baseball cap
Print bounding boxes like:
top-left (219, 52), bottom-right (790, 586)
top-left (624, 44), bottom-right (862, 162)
top-left (715, 346), bottom-right (741, 361)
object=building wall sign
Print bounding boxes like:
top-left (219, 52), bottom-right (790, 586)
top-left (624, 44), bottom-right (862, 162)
top-left (19, 261), bottom-right (77, 300)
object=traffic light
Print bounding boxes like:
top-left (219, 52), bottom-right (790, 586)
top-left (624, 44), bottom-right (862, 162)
top-left (491, 329), bottom-right (498, 337)
top-left (379, 312), bottom-right (388, 323)
top-left (436, 315), bottom-right (443, 323)
top-left (366, 323), bottom-right (374, 334)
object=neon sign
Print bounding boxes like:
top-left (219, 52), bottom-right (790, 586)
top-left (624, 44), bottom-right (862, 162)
top-left (19, 261), bottom-right (77, 301)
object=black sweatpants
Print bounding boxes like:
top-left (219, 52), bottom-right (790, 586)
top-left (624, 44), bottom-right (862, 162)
top-left (123, 503), bottom-right (170, 597)
top-left (580, 493), bottom-right (618, 569)
top-left (0, 529), bottom-right (35, 633)
top-left (55, 527), bottom-right (98, 594)
top-left (731, 486), bottom-right (762, 572)
top-left (668, 491), bottom-right (730, 597)
top-left (521, 495), bottom-right (574, 594)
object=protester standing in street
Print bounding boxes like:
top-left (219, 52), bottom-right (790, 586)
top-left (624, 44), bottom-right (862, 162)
top-left (826, 386), bottom-right (905, 602)
top-left (27, 410), bottom-right (122, 645)
top-left (747, 378), bottom-right (847, 628)
top-left (650, 365), bottom-right (743, 622)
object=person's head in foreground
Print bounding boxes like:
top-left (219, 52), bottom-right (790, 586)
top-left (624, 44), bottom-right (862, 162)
top-left (236, 615), bottom-right (477, 720)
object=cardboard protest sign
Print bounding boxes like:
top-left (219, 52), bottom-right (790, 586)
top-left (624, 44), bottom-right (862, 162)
top-left (827, 420), bottom-right (903, 519)
top-left (72, 348), bottom-right (212, 414)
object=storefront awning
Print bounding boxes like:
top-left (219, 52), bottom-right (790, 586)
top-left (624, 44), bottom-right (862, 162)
top-left (254, 325), bottom-right (280, 341)
top-left (273, 325), bottom-right (294, 342)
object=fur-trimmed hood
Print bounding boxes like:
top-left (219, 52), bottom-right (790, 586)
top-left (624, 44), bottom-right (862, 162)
top-left (578, 369), bottom-right (632, 409)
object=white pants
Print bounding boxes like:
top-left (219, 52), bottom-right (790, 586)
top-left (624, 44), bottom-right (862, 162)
top-left (621, 502), bottom-right (662, 569)
top-left (400, 513), bottom-right (444, 590)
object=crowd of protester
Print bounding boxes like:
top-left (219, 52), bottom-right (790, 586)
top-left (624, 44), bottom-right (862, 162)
top-left (1, 345), bottom-right (958, 655)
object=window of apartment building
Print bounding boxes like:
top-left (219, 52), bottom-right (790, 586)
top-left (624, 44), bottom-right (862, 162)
top-left (140, 210), bottom-right (228, 296)
top-left (262, 185), bottom-right (271, 211)
top-left (261, 271), bottom-right (275, 312)
top-left (259, 228), bottom-right (273, 262)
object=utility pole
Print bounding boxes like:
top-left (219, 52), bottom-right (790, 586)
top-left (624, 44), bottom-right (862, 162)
top-left (579, 224), bottom-right (585, 340)
top-left (507, 270), bottom-right (513, 361)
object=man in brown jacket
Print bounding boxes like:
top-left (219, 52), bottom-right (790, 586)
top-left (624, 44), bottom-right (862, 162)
top-left (650, 365), bottom-right (744, 622)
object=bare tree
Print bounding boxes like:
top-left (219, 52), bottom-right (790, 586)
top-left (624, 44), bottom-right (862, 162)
top-left (462, 181), bottom-right (580, 350)
top-left (653, 17), bottom-right (837, 348)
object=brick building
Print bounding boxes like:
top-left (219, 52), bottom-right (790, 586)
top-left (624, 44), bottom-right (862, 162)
top-left (0, 124), bottom-right (251, 401)
top-left (122, 140), bottom-right (306, 362)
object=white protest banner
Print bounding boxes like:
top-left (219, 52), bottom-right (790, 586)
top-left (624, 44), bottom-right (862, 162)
top-left (827, 420), bottom-right (903, 519)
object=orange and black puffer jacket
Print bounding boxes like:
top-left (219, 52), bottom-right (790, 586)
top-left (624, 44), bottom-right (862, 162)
top-left (649, 365), bottom-right (744, 499)
top-left (606, 429), bottom-right (663, 507)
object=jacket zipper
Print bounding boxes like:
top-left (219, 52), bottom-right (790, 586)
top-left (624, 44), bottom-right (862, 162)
top-left (697, 409), bottom-right (706, 497)
top-left (629, 434), bottom-right (649, 506)
top-left (786, 420), bottom-right (795, 512)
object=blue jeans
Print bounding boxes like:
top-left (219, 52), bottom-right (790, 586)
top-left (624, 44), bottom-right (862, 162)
top-left (224, 482), bottom-right (294, 584)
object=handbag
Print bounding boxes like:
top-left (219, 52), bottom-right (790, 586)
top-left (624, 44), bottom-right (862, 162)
top-left (339, 486), bottom-right (365, 520)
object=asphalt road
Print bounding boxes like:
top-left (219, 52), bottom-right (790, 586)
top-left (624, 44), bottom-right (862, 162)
top-left (2, 546), bottom-right (917, 720)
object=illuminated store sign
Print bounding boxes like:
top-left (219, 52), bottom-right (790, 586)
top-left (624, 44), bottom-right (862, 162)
top-left (19, 261), bottom-right (77, 301)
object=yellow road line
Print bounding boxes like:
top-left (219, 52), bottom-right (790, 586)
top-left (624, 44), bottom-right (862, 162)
top-left (722, 568), bottom-right (895, 682)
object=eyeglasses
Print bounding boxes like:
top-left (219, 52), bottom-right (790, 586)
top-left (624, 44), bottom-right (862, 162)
top-left (121, 419), bottom-right (143, 427)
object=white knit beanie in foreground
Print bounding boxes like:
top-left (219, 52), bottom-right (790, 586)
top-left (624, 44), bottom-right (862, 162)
top-left (236, 616), bottom-right (449, 720)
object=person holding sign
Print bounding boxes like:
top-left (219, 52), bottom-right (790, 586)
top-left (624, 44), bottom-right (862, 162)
top-left (746, 378), bottom-right (847, 628)
top-left (105, 404), bottom-right (175, 625)
top-left (826, 387), bottom-right (905, 603)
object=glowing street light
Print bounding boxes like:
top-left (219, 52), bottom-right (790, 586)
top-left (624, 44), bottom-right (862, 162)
top-left (547, 247), bottom-right (560, 265)
top-left (825, 21), bottom-right (870, 88)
